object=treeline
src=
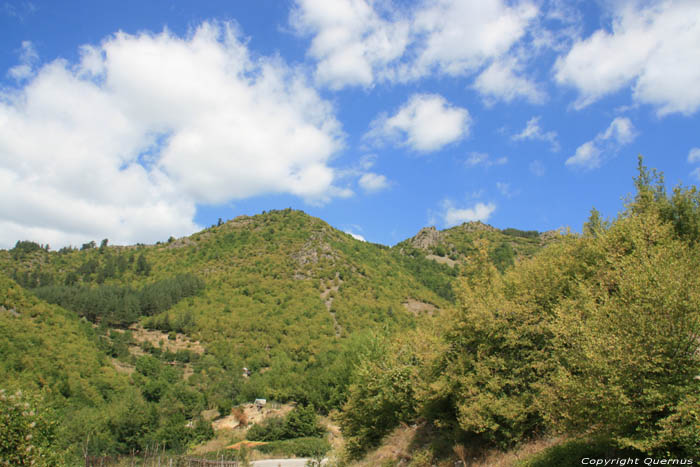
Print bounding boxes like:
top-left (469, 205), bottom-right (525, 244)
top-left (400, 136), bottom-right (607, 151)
top-left (32, 273), bottom-right (205, 326)
top-left (10, 249), bottom-right (153, 289)
top-left (340, 159), bottom-right (700, 461)
top-left (501, 227), bottom-right (539, 238)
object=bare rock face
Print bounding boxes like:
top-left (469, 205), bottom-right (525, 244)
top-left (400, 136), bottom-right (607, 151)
top-left (292, 230), bottom-right (336, 266)
top-left (410, 226), bottom-right (442, 250)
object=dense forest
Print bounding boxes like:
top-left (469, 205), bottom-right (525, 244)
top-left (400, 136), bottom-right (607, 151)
top-left (1, 158), bottom-right (698, 465)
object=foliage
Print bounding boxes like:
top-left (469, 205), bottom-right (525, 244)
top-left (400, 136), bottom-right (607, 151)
top-left (394, 247), bottom-right (457, 302)
top-left (339, 330), bottom-right (445, 458)
top-left (0, 390), bottom-right (61, 466)
top-left (427, 240), bottom-right (565, 448)
top-left (501, 228), bottom-right (540, 239)
top-left (255, 436), bottom-right (330, 457)
top-left (0, 272), bottom-right (214, 461)
top-left (247, 404), bottom-right (324, 441)
top-left (340, 158), bottom-right (700, 460)
top-left (488, 241), bottom-right (515, 272)
top-left (10, 240), bottom-right (45, 260)
top-left (32, 273), bottom-right (204, 326)
top-left (540, 201), bottom-right (700, 457)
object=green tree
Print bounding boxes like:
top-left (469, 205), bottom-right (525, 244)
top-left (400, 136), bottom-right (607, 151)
top-left (540, 164), bottom-right (700, 457)
top-left (135, 253), bottom-right (151, 276)
top-left (582, 207), bottom-right (608, 237)
top-left (0, 390), bottom-right (61, 466)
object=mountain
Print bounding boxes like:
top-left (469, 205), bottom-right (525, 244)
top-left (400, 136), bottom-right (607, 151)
top-left (0, 208), bottom-right (556, 461)
top-left (397, 220), bottom-right (559, 273)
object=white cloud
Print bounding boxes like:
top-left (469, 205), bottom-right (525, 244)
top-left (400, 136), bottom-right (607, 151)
top-left (366, 94), bottom-right (470, 153)
top-left (513, 116), bottom-right (560, 151)
top-left (409, 0), bottom-right (538, 78)
top-left (692, 167), bottom-right (700, 181)
top-left (601, 116), bottom-right (636, 145)
top-left (0, 22), bottom-right (347, 248)
top-left (554, 1), bottom-right (700, 116)
top-left (566, 141), bottom-right (600, 170)
top-left (290, 0), bottom-right (410, 89)
top-left (292, 0), bottom-right (543, 103)
top-left (687, 147), bottom-right (700, 164)
top-left (346, 231), bottom-right (366, 242)
top-left (441, 200), bottom-right (496, 227)
top-left (7, 40), bottom-right (38, 81)
top-left (465, 152), bottom-right (507, 168)
top-left (566, 117), bottom-right (637, 170)
top-left (358, 154), bottom-right (377, 170)
top-left (529, 159), bottom-right (546, 177)
top-left (496, 181), bottom-right (517, 198)
top-left (473, 57), bottom-right (545, 105)
top-left (358, 172), bottom-right (390, 193)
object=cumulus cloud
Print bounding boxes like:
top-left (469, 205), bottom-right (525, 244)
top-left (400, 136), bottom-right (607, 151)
top-left (358, 172), bottom-right (390, 193)
top-left (290, 0), bottom-right (410, 89)
top-left (366, 94), bottom-right (470, 153)
top-left (292, 0), bottom-right (542, 103)
top-left (513, 116), bottom-right (560, 151)
top-left (473, 57), bottom-right (545, 105)
top-left (465, 152), bottom-right (507, 168)
top-left (566, 117), bottom-right (637, 170)
top-left (0, 22), bottom-right (346, 248)
top-left (441, 200), bottom-right (496, 227)
top-left (409, 0), bottom-right (537, 78)
top-left (554, 1), bottom-right (700, 115)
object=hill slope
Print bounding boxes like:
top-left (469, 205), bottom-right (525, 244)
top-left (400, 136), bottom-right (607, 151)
top-left (1, 209), bottom-right (459, 412)
top-left (0, 209), bottom-right (555, 462)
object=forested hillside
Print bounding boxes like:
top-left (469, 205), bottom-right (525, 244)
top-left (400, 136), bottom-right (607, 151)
top-left (1, 207), bottom-right (549, 463)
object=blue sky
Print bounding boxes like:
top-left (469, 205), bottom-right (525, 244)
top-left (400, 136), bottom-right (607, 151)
top-left (1, 0), bottom-right (699, 248)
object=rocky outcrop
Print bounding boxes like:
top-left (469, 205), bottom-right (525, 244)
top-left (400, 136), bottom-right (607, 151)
top-left (291, 231), bottom-right (336, 266)
top-left (409, 226), bottom-right (442, 250)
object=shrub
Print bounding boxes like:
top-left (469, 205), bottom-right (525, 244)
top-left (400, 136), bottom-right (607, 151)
top-left (0, 390), bottom-right (61, 466)
top-left (255, 437), bottom-right (330, 457)
top-left (247, 404), bottom-right (324, 441)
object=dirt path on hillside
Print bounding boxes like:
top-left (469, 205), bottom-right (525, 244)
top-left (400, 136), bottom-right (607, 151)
top-left (320, 275), bottom-right (343, 337)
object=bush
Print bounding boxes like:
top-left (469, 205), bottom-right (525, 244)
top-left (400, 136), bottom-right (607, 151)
top-left (247, 404), bottom-right (324, 441)
top-left (255, 437), bottom-right (330, 457)
top-left (0, 390), bottom-right (61, 466)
